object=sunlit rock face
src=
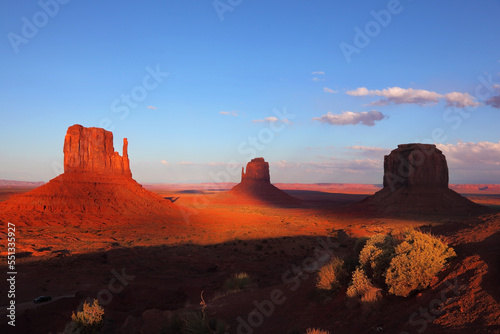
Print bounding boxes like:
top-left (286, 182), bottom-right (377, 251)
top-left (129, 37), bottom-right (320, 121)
top-left (64, 124), bottom-right (131, 177)
top-left (240, 157), bottom-right (270, 184)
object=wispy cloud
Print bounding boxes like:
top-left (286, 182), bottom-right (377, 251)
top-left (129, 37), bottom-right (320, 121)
top-left (312, 77), bottom-right (325, 82)
top-left (177, 161), bottom-right (195, 165)
top-left (444, 92), bottom-right (481, 108)
top-left (312, 71), bottom-right (325, 75)
top-left (346, 145), bottom-right (391, 157)
top-left (346, 86), bottom-right (480, 108)
top-left (313, 110), bottom-right (386, 126)
top-left (485, 84), bottom-right (500, 109)
top-left (147, 105), bottom-right (157, 110)
top-left (220, 110), bottom-right (239, 116)
top-left (323, 87), bottom-right (337, 94)
top-left (160, 160), bottom-right (169, 166)
top-left (253, 116), bottom-right (291, 123)
top-left (347, 87), bottom-right (442, 106)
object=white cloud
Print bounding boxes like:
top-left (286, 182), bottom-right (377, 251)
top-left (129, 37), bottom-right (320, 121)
top-left (147, 105), bottom-right (157, 110)
top-left (220, 111), bottom-right (239, 116)
top-left (312, 71), bottom-right (325, 75)
top-left (312, 77), bottom-right (325, 82)
top-left (323, 87), bottom-right (337, 94)
top-left (347, 87), bottom-right (443, 106)
top-left (160, 160), bottom-right (169, 166)
top-left (313, 110), bottom-right (386, 126)
top-left (437, 141), bottom-right (500, 169)
top-left (444, 92), bottom-right (481, 108)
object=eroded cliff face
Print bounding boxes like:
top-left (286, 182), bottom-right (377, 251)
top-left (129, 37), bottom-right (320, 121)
top-left (63, 124), bottom-right (131, 177)
top-left (241, 157), bottom-right (270, 183)
top-left (383, 144), bottom-right (448, 189)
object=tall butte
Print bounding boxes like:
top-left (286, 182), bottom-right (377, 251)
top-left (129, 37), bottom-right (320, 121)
top-left (0, 124), bottom-right (181, 225)
top-left (358, 143), bottom-right (489, 216)
top-left (63, 124), bottom-right (131, 176)
top-left (230, 157), bottom-right (299, 204)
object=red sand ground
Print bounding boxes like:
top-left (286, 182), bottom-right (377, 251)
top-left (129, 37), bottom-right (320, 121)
top-left (0, 184), bottom-right (499, 333)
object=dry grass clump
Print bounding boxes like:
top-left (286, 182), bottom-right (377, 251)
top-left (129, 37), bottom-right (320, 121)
top-left (305, 328), bottom-right (331, 334)
top-left (316, 256), bottom-right (350, 291)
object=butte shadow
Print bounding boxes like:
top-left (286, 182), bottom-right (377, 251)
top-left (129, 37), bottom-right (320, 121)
top-left (351, 143), bottom-right (490, 218)
top-left (0, 124), bottom-right (184, 226)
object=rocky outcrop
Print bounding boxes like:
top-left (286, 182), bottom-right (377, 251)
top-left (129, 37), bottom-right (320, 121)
top-left (358, 143), bottom-right (489, 216)
top-left (64, 124), bottom-right (131, 176)
top-left (383, 144), bottom-right (448, 189)
top-left (241, 157), bottom-right (270, 183)
top-left (231, 157), bottom-right (299, 205)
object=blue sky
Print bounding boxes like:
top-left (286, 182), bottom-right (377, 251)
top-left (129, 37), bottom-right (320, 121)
top-left (1, 0), bottom-right (499, 184)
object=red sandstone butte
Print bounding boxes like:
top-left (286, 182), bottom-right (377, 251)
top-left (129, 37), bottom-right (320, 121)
top-left (359, 143), bottom-right (489, 216)
top-left (64, 124), bottom-right (131, 176)
top-left (231, 157), bottom-right (299, 204)
top-left (0, 124), bottom-right (181, 225)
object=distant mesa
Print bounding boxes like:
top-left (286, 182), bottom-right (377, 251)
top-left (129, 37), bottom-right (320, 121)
top-left (358, 143), bottom-right (489, 216)
top-left (0, 124), bottom-right (180, 225)
top-left (230, 157), bottom-right (299, 204)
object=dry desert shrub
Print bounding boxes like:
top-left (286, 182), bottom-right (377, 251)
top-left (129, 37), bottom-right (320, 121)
top-left (346, 267), bottom-right (382, 303)
top-left (316, 256), bottom-right (349, 291)
top-left (358, 234), bottom-right (396, 286)
top-left (66, 299), bottom-right (104, 334)
top-left (306, 328), bottom-right (331, 334)
top-left (385, 229), bottom-right (456, 297)
top-left (224, 272), bottom-right (251, 292)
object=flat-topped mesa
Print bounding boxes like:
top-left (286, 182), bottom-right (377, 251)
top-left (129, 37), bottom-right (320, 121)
top-left (241, 157), bottom-right (271, 183)
top-left (383, 143), bottom-right (448, 189)
top-left (63, 124), bottom-right (132, 176)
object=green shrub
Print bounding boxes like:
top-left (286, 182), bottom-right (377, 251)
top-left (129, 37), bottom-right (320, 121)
top-left (385, 229), bottom-right (456, 297)
top-left (67, 299), bottom-right (104, 334)
top-left (224, 272), bottom-right (251, 291)
top-left (316, 257), bottom-right (349, 291)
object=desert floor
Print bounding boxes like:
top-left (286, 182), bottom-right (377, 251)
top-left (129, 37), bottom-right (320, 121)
top-left (0, 185), bottom-right (499, 333)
